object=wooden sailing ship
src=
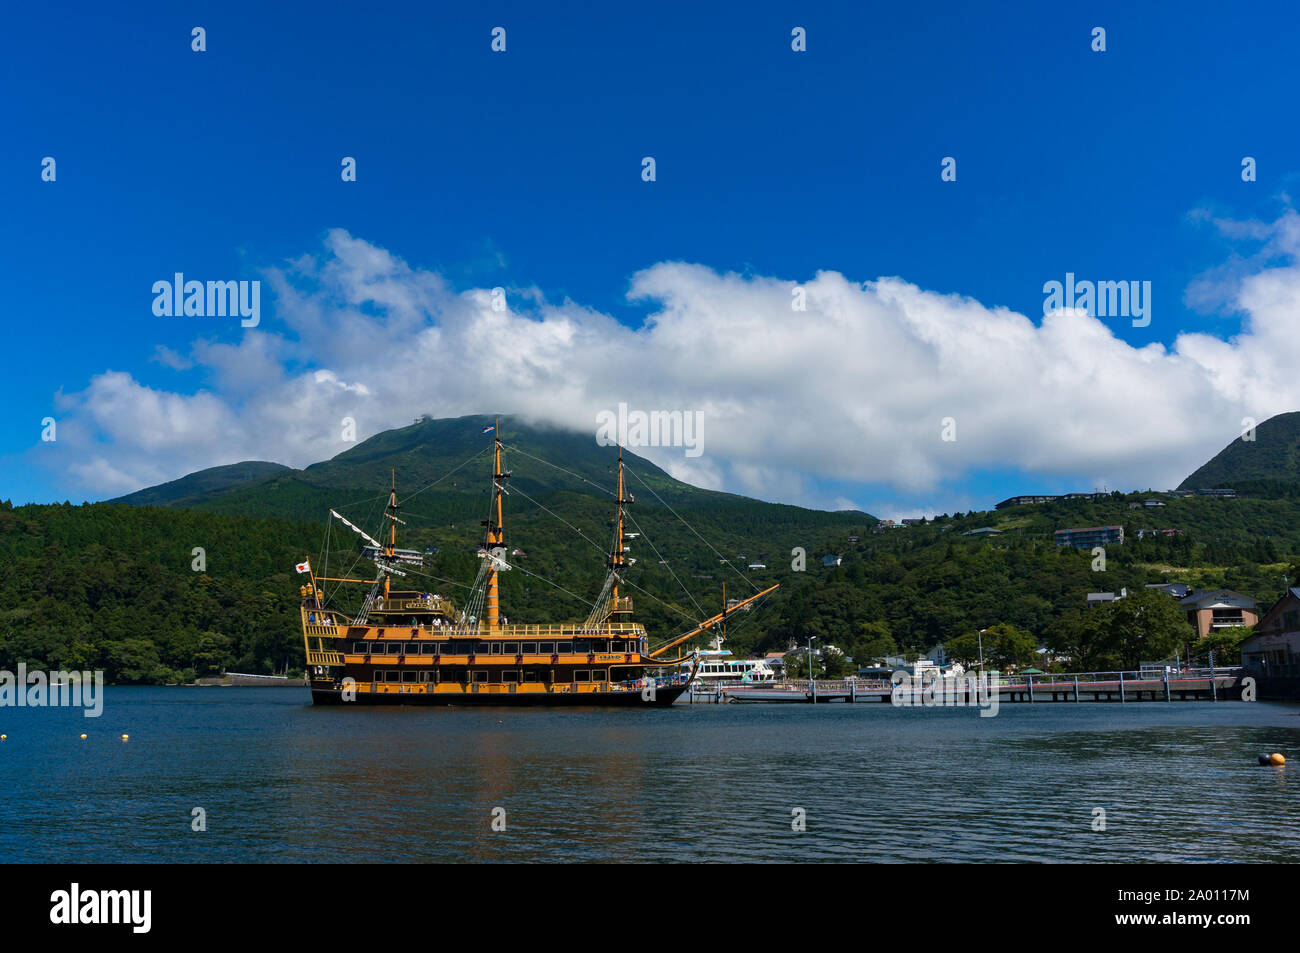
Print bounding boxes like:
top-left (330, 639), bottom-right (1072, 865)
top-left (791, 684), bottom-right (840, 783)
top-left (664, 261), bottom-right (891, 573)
top-left (299, 424), bottom-right (777, 706)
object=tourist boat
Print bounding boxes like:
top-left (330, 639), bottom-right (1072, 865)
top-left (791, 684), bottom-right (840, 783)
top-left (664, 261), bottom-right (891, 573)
top-left (677, 637), bottom-right (778, 686)
top-left (298, 424), bottom-right (777, 706)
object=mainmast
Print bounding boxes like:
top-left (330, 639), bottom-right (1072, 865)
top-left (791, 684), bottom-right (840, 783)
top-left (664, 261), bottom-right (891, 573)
top-left (609, 443), bottom-right (634, 619)
top-left (483, 419), bottom-right (509, 630)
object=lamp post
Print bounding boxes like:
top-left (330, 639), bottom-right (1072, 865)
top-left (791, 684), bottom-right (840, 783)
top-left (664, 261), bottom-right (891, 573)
top-left (977, 628), bottom-right (986, 678)
top-left (807, 635), bottom-right (817, 704)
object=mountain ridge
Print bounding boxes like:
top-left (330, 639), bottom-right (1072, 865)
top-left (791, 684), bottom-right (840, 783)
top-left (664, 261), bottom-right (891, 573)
top-left (1180, 412), bottom-right (1300, 489)
top-left (110, 413), bottom-right (869, 521)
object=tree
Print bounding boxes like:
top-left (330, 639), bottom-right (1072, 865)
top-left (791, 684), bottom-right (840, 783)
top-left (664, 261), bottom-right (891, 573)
top-left (1195, 625), bottom-right (1253, 665)
top-left (945, 631), bottom-right (983, 667)
top-left (947, 624), bottom-right (1037, 669)
top-left (980, 623), bottom-right (1038, 669)
top-left (1045, 609), bottom-right (1109, 670)
top-left (784, 652), bottom-right (818, 679)
top-left (1100, 589), bottom-right (1194, 669)
top-left (821, 645), bottom-right (853, 677)
top-left (852, 620), bottom-right (896, 662)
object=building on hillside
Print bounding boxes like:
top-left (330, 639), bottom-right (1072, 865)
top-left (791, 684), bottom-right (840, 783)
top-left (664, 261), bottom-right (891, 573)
top-left (857, 663), bottom-right (895, 678)
top-left (1143, 499), bottom-right (1166, 507)
top-left (764, 651), bottom-right (788, 676)
top-left (901, 518), bottom-right (926, 525)
top-left (995, 494), bottom-right (1059, 508)
top-left (847, 535), bottom-right (860, 543)
top-left (1168, 489), bottom-right (1195, 498)
top-left (995, 492), bottom-right (1110, 509)
top-left (1054, 525), bottom-right (1124, 548)
top-left (879, 655), bottom-right (942, 677)
top-left (1178, 589), bottom-right (1259, 637)
top-left (1087, 589), bottom-right (1126, 607)
top-left (875, 519), bottom-right (895, 530)
top-left (1145, 582), bottom-right (1191, 598)
top-left (1195, 488), bottom-right (1237, 498)
top-left (823, 554), bottom-right (842, 567)
top-left (962, 526), bottom-right (1002, 538)
top-left (1240, 589), bottom-right (1300, 669)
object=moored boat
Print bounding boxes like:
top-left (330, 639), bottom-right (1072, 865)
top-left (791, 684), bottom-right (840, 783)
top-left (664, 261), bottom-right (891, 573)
top-left (299, 424), bottom-right (777, 707)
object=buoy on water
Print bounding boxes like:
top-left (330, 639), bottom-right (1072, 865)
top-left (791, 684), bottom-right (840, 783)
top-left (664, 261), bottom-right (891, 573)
top-left (1259, 752), bottom-right (1286, 765)
top-left (79, 734), bottom-right (87, 740)
top-left (120, 734), bottom-right (129, 742)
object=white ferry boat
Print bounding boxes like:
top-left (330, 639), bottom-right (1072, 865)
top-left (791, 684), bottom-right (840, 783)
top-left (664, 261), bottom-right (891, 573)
top-left (677, 638), bottom-right (777, 685)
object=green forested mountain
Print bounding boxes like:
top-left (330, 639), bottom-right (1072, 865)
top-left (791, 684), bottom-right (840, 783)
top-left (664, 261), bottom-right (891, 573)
top-left (1180, 411), bottom-right (1300, 489)
top-left (111, 461), bottom-right (290, 507)
top-left (112, 414), bottom-right (757, 525)
top-left (4, 416), bottom-right (869, 682)
top-left (7, 414), bottom-right (1300, 683)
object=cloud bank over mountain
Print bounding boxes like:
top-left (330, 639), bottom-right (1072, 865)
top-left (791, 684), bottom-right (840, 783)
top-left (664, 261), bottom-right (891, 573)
top-left (46, 211), bottom-right (1300, 513)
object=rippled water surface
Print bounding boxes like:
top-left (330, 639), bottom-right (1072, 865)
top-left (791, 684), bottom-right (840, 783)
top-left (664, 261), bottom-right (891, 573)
top-left (2, 688), bottom-right (1297, 862)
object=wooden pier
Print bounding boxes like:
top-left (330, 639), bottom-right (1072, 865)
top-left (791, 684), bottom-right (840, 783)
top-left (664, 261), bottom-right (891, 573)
top-left (703, 668), bottom-right (1245, 704)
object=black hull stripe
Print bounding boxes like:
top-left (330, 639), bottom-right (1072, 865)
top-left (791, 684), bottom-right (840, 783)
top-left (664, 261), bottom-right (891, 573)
top-left (308, 686), bottom-right (688, 707)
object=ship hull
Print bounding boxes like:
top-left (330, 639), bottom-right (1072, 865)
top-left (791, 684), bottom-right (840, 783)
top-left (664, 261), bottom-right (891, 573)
top-left (308, 683), bottom-right (690, 707)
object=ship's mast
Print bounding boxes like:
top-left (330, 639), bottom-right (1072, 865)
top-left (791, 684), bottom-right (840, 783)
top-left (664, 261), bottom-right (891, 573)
top-left (609, 443), bottom-right (633, 618)
top-left (720, 582), bottom-right (726, 649)
top-left (483, 419), bottom-right (508, 630)
top-left (383, 469), bottom-right (400, 601)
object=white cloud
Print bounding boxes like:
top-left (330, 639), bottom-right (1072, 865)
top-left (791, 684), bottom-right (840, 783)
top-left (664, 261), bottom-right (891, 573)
top-left (42, 216), bottom-right (1300, 511)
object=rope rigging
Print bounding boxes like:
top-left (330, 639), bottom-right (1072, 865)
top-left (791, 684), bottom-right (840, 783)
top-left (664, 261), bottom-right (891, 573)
top-left (624, 463), bottom-right (760, 594)
top-left (309, 433), bottom-right (777, 653)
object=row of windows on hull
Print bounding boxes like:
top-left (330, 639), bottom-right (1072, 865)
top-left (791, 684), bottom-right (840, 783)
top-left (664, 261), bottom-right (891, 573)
top-left (364, 668), bottom-right (626, 684)
top-left (348, 639), bottom-right (644, 656)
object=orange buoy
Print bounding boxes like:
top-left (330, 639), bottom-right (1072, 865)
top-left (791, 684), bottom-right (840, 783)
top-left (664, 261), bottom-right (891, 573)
top-left (120, 734), bottom-right (129, 741)
top-left (1270, 752), bottom-right (1286, 765)
top-left (79, 733), bottom-right (87, 740)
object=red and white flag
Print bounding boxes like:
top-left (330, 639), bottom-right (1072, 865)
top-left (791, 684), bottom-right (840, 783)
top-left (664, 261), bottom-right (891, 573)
top-left (295, 559), bottom-right (311, 574)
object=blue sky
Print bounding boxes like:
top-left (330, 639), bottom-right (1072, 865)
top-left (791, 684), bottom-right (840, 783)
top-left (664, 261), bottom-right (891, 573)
top-left (4, 1), bottom-right (1300, 515)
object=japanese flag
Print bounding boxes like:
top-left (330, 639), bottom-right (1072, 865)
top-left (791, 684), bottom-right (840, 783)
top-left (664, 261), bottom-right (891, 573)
top-left (295, 559), bottom-right (311, 574)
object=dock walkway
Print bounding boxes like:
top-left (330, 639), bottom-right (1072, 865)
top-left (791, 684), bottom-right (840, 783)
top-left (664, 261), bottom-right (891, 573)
top-left (690, 668), bottom-right (1245, 704)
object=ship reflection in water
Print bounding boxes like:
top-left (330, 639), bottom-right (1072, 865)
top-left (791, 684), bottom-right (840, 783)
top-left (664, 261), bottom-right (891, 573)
top-left (1, 688), bottom-right (1298, 863)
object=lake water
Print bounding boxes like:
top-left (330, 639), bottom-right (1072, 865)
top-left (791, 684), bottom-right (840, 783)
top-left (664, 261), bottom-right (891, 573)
top-left (2, 688), bottom-right (1297, 863)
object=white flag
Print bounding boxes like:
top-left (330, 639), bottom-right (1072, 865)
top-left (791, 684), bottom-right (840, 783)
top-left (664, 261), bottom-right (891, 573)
top-left (295, 560), bottom-right (311, 574)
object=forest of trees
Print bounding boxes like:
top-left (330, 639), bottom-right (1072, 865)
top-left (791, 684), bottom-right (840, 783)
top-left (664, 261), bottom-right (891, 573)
top-left (0, 484), bottom-right (1294, 682)
top-left (0, 501), bottom-right (319, 683)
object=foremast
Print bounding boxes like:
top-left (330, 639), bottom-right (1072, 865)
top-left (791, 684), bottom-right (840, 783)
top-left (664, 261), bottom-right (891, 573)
top-left (382, 469), bottom-right (402, 602)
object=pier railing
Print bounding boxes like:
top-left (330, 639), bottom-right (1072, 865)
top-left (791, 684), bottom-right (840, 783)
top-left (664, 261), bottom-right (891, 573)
top-left (990, 667), bottom-right (1240, 688)
top-left (703, 669), bottom-right (1242, 693)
